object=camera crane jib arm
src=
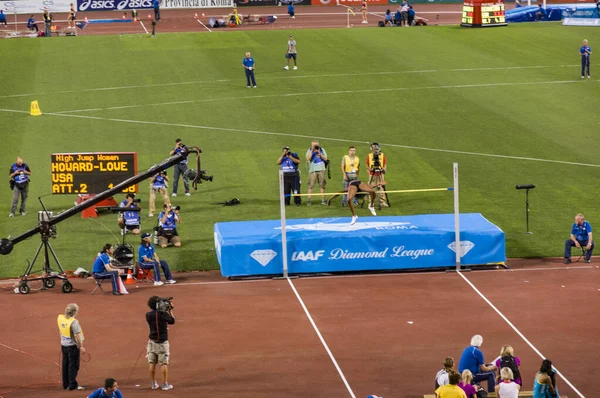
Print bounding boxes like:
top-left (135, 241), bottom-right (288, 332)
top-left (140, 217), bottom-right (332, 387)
top-left (0, 147), bottom-right (201, 255)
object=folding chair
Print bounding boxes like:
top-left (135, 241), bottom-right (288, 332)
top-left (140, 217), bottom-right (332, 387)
top-left (136, 262), bottom-right (155, 283)
top-left (91, 276), bottom-right (105, 295)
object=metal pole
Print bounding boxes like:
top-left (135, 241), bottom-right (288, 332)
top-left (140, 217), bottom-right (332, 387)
top-left (525, 188), bottom-right (532, 234)
top-left (279, 170), bottom-right (289, 278)
top-left (453, 163), bottom-right (461, 271)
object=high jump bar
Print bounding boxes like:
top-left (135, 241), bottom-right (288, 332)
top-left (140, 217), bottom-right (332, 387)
top-left (288, 187), bottom-right (452, 197)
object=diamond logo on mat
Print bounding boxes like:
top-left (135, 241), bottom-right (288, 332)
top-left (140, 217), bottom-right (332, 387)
top-left (276, 221), bottom-right (414, 232)
top-left (250, 250), bottom-right (277, 267)
top-left (447, 241), bottom-right (475, 258)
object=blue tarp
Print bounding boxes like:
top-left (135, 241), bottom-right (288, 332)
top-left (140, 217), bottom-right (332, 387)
top-left (215, 213), bottom-right (506, 277)
top-left (506, 4), bottom-right (598, 22)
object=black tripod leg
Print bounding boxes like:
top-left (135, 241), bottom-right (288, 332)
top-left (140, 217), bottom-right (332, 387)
top-left (46, 241), bottom-right (67, 275)
top-left (22, 241), bottom-right (44, 278)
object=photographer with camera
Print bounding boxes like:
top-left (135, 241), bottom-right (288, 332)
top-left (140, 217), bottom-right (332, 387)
top-left (278, 146), bottom-right (301, 206)
top-left (157, 203), bottom-right (181, 248)
top-left (138, 233), bottom-right (176, 286)
top-left (8, 156), bottom-right (31, 217)
top-left (149, 171), bottom-right (170, 218)
top-left (117, 193), bottom-right (141, 236)
top-left (146, 296), bottom-right (175, 391)
top-left (365, 143), bottom-right (389, 208)
top-left (305, 140), bottom-right (328, 206)
top-left (169, 139), bottom-right (190, 197)
top-left (92, 244), bottom-right (126, 296)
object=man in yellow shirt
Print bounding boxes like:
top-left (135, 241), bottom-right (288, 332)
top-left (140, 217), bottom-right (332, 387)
top-left (57, 303), bottom-right (86, 391)
top-left (435, 371), bottom-right (467, 398)
top-left (340, 146), bottom-right (360, 207)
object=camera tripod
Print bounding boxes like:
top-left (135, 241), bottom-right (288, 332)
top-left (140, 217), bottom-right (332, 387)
top-left (18, 224), bottom-right (73, 294)
top-left (367, 171), bottom-right (391, 210)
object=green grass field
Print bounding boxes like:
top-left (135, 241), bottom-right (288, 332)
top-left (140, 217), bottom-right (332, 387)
top-left (0, 24), bottom-right (599, 278)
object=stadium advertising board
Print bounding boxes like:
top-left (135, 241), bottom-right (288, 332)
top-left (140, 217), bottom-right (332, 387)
top-left (236, 0), bottom-right (277, 6)
top-left (311, 0), bottom-right (388, 5)
top-left (0, 0), bottom-right (71, 14)
top-left (161, 0), bottom-right (234, 9)
top-left (51, 152), bottom-right (137, 195)
top-left (76, 0), bottom-right (230, 11)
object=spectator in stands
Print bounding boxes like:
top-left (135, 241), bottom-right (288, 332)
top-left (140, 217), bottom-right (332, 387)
top-left (434, 357), bottom-right (455, 389)
top-left (306, 140), bottom-right (328, 206)
top-left (27, 15), bottom-right (39, 32)
top-left (384, 9), bottom-right (393, 26)
top-left (43, 9), bottom-right (52, 37)
top-left (400, 0), bottom-right (410, 26)
top-left (564, 213), bottom-right (593, 263)
top-left (242, 51), bottom-right (257, 88)
top-left (458, 335), bottom-right (498, 393)
top-left (288, 2), bottom-right (295, 19)
top-left (458, 370), bottom-right (477, 398)
top-left (533, 359), bottom-right (559, 398)
top-left (394, 7), bottom-right (401, 25)
top-left (535, 4), bottom-right (546, 21)
top-left (407, 6), bottom-right (416, 26)
top-left (152, 0), bottom-right (161, 21)
top-left (495, 368), bottom-right (520, 398)
top-left (495, 345), bottom-right (522, 386)
top-left (87, 378), bottom-right (123, 398)
top-left (0, 10), bottom-right (6, 26)
top-left (435, 371), bottom-right (467, 398)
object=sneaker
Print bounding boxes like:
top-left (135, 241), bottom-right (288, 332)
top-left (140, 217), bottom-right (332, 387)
top-left (68, 386), bottom-right (86, 391)
top-left (152, 381), bottom-right (159, 390)
top-left (587, 75), bottom-right (591, 79)
top-left (172, 193), bottom-right (177, 197)
top-left (161, 383), bottom-right (174, 391)
top-left (291, 15), bottom-right (295, 18)
top-left (362, 20), bottom-right (368, 24)
top-left (293, 66), bottom-right (298, 70)
top-left (185, 192), bottom-right (191, 197)
top-left (564, 258), bottom-right (571, 264)
top-left (581, 76), bottom-right (585, 79)
top-left (321, 199), bottom-right (327, 205)
top-left (20, 211), bottom-right (26, 216)
top-left (351, 215), bottom-right (358, 225)
top-left (307, 200), bottom-right (311, 206)
top-left (585, 259), bottom-right (591, 263)
top-left (154, 281), bottom-right (164, 286)
top-left (368, 206), bottom-right (377, 216)
top-left (9, 213), bottom-right (14, 217)
top-left (149, 213), bottom-right (154, 217)
top-left (165, 279), bottom-right (177, 284)
top-left (284, 65), bottom-right (289, 70)
top-left (253, 85), bottom-right (257, 88)
top-left (113, 291), bottom-right (122, 296)
top-left (247, 85), bottom-right (251, 88)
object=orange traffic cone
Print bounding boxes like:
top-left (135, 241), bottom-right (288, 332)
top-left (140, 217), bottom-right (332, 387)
top-left (201, 12), bottom-right (205, 17)
top-left (125, 269), bottom-right (135, 284)
top-left (84, 16), bottom-right (88, 23)
top-left (148, 13), bottom-right (152, 20)
top-left (122, 13), bottom-right (126, 19)
top-left (194, 12), bottom-right (198, 19)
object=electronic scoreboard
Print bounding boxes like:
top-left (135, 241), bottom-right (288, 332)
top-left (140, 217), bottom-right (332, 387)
top-left (462, 0), bottom-right (507, 27)
top-left (51, 152), bottom-right (138, 195)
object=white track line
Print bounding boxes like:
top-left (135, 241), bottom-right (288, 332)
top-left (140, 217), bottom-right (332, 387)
top-left (196, 18), bottom-right (212, 32)
top-left (2, 106), bottom-right (600, 169)
top-left (139, 19), bottom-right (149, 34)
top-left (0, 64), bottom-right (588, 100)
top-left (286, 277), bottom-right (356, 398)
top-left (457, 270), bottom-right (585, 398)
top-left (54, 79), bottom-right (588, 114)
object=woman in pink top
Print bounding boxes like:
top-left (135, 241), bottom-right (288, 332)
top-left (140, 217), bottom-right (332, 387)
top-left (495, 345), bottom-right (522, 385)
top-left (495, 368), bottom-right (520, 398)
top-left (458, 370), bottom-right (477, 398)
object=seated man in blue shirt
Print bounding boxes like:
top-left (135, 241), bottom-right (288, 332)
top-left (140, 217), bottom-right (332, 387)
top-left (87, 378), bottom-right (123, 398)
top-left (288, 3), bottom-right (295, 18)
top-left (564, 213), bottom-right (594, 263)
top-left (535, 4), bottom-right (546, 21)
top-left (458, 335), bottom-right (498, 392)
top-left (138, 233), bottom-right (176, 286)
top-left (158, 204), bottom-right (181, 248)
top-left (92, 244), bottom-right (124, 296)
top-left (27, 15), bottom-right (39, 31)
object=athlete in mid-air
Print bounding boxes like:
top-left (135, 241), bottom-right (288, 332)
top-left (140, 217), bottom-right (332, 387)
top-left (328, 180), bottom-right (384, 225)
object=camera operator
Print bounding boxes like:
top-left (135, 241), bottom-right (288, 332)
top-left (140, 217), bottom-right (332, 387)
top-left (305, 140), bottom-right (328, 206)
top-left (8, 156), bottom-right (31, 217)
top-left (169, 139), bottom-right (190, 197)
top-left (149, 171), bottom-right (170, 218)
top-left (157, 204), bottom-right (181, 248)
top-left (365, 143), bottom-right (389, 208)
top-left (146, 296), bottom-right (175, 391)
top-left (278, 146), bottom-right (301, 206)
top-left (117, 193), bottom-right (141, 236)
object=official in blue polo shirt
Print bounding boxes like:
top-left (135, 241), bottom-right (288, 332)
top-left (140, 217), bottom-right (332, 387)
top-left (242, 52), bottom-right (257, 88)
top-left (458, 335), bottom-right (497, 393)
top-left (91, 244), bottom-right (123, 295)
top-left (564, 213), bottom-right (594, 263)
top-left (152, 0), bottom-right (161, 21)
top-left (580, 39), bottom-right (592, 79)
top-left (87, 378), bottom-right (123, 398)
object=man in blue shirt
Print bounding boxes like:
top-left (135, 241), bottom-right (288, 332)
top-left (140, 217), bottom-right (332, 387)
top-left (278, 146), bottom-right (301, 206)
top-left (117, 193), bottom-right (141, 236)
top-left (287, 3), bottom-right (295, 18)
top-left (27, 15), bottom-right (39, 31)
top-left (564, 213), bottom-right (594, 263)
top-left (87, 378), bottom-right (123, 398)
top-left (92, 244), bottom-right (123, 295)
top-left (158, 204), bottom-right (181, 248)
top-left (580, 39), bottom-right (592, 79)
top-left (242, 52), bottom-right (257, 88)
top-left (458, 335), bottom-right (497, 392)
top-left (0, 10), bottom-right (7, 25)
top-left (169, 139), bottom-right (190, 197)
top-left (138, 233), bottom-right (176, 286)
top-left (535, 4), bottom-right (546, 21)
top-left (9, 157), bottom-right (32, 217)
top-left (152, 0), bottom-right (161, 21)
